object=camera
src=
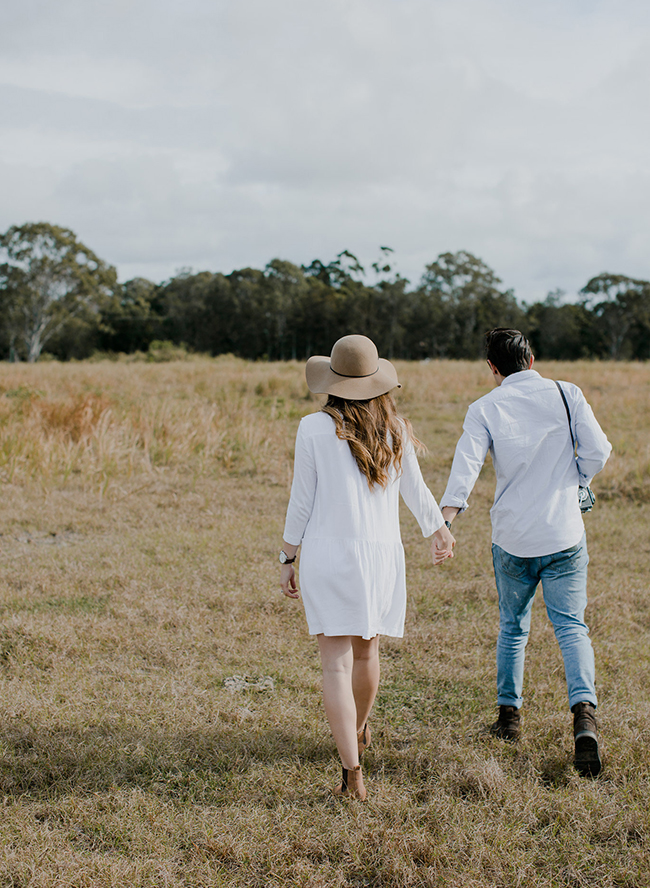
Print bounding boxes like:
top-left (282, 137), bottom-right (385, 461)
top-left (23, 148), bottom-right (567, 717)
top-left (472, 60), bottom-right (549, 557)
top-left (578, 486), bottom-right (596, 513)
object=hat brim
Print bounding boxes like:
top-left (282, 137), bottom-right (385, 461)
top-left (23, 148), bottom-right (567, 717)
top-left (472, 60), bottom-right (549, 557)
top-left (305, 355), bottom-right (400, 399)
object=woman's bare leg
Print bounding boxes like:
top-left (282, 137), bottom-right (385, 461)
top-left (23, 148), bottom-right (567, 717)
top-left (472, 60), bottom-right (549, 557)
top-left (317, 635), bottom-right (359, 769)
top-left (351, 635), bottom-right (380, 732)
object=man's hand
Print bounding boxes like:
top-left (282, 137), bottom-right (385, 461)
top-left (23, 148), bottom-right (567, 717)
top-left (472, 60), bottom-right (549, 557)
top-left (280, 564), bottom-right (300, 598)
top-left (431, 523), bottom-right (455, 565)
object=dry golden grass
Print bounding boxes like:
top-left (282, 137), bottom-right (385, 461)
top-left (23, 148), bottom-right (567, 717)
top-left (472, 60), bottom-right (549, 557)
top-left (0, 356), bottom-right (648, 887)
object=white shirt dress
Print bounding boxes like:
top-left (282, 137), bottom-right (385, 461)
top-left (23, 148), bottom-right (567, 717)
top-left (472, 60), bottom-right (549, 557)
top-left (283, 411), bottom-right (444, 639)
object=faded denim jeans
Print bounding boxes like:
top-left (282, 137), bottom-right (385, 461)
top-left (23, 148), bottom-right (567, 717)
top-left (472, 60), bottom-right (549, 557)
top-left (492, 534), bottom-right (596, 711)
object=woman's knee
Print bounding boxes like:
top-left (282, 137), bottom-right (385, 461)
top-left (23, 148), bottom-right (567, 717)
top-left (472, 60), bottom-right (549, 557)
top-left (351, 635), bottom-right (379, 662)
top-left (318, 635), bottom-right (354, 672)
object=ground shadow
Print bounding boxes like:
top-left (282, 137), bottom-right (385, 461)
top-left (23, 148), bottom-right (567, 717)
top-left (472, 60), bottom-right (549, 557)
top-left (0, 719), bottom-right (333, 801)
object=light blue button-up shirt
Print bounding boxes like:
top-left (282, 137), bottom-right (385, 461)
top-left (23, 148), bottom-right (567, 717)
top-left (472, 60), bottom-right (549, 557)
top-left (441, 370), bottom-right (612, 557)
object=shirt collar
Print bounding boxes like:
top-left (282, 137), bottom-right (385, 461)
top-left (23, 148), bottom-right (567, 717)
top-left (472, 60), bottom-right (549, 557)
top-left (500, 369), bottom-right (540, 387)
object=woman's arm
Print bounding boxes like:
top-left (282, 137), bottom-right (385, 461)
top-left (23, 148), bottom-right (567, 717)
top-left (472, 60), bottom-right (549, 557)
top-left (283, 422), bottom-right (317, 547)
top-left (281, 421), bottom-right (317, 599)
top-left (280, 540), bottom-right (300, 598)
top-left (400, 440), bottom-right (455, 563)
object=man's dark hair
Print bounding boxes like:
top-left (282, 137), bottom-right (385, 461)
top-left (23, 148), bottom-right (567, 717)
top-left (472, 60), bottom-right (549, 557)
top-left (485, 328), bottom-right (533, 377)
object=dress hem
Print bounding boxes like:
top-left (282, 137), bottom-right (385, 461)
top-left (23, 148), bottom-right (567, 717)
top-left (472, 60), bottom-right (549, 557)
top-left (307, 628), bottom-right (404, 640)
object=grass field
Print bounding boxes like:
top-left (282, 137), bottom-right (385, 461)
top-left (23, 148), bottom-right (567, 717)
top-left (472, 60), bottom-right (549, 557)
top-left (0, 356), bottom-right (649, 887)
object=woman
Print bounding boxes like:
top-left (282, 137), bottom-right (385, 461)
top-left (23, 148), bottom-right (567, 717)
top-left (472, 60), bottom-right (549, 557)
top-left (280, 334), bottom-right (454, 800)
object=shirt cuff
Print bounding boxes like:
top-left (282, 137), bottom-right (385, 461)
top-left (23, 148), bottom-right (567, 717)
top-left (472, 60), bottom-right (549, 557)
top-left (440, 494), bottom-right (469, 513)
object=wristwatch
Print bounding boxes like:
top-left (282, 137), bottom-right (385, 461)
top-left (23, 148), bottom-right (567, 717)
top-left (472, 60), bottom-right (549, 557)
top-left (444, 520), bottom-right (452, 530)
top-left (279, 550), bottom-right (297, 564)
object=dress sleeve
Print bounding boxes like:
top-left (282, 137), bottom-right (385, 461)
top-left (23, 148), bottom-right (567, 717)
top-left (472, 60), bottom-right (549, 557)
top-left (283, 420), bottom-right (317, 546)
top-left (399, 439), bottom-right (444, 537)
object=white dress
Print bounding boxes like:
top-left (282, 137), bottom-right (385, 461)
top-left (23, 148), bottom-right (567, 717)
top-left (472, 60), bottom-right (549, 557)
top-left (283, 411), bottom-right (444, 639)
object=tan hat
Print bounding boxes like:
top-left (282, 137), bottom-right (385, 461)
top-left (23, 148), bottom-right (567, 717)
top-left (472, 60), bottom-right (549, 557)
top-left (305, 334), bottom-right (400, 400)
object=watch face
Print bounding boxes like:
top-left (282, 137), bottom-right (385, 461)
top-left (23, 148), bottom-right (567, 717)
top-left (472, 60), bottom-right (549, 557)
top-left (279, 551), bottom-right (288, 563)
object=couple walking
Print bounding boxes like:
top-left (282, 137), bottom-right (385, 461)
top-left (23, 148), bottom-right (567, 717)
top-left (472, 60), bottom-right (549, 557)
top-left (280, 329), bottom-right (611, 800)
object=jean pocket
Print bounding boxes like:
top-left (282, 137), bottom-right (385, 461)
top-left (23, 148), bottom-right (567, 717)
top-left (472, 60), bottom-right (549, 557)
top-left (548, 541), bottom-right (589, 576)
top-left (492, 545), bottom-right (529, 580)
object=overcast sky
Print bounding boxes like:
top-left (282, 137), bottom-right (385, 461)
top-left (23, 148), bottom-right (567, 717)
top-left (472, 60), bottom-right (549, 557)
top-left (1, 0), bottom-right (649, 302)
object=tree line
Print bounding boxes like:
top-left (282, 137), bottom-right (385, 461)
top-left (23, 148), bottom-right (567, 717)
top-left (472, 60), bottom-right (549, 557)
top-left (1, 222), bottom-right (649, 362)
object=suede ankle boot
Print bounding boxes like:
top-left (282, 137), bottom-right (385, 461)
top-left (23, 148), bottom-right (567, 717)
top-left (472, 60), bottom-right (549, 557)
top-left (332, 765), bottom-right (367, 800)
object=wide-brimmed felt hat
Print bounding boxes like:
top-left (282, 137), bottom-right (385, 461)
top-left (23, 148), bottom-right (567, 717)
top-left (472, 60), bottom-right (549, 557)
top-left (305, 334), bottom-right (400, 400)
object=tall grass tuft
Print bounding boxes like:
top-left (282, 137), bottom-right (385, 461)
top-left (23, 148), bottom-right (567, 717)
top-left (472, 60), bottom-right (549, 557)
top-left (0, 357), bottom-right (647, 501)
top-left (0, 357), bottom-right (314, 493)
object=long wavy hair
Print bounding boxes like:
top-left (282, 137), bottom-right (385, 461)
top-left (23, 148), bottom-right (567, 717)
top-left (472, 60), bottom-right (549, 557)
top-left (322, 393), bottom-right (422, 489)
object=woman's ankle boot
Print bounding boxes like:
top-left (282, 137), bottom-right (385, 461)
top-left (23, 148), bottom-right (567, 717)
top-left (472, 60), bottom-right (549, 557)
top-left (332, 765), bottom-right (367, 800)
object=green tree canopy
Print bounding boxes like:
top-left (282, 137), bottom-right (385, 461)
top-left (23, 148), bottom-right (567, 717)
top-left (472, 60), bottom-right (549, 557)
top-left (415, 251), bottom-right (523, 358)
top-left (581, 273), bottom-right (650, 360)
top-left (522, 290), bottom-right (593, 360)
top-left (0, 222), bottom-right (117, 362)
top-left (2, 221), bottom-right (649, 363)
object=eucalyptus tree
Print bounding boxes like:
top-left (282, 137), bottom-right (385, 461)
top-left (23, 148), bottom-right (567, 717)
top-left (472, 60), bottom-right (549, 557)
top-left (263, 259), bottom-right (310, 360)
top-left (94, 276), bottom-right (162, 354)
top-left (0, 222), bottom-right (117, 361)
top-left (364, 247), bottom-right (410, 358)
top-left (581, 273), bottom-right (650, 360)
top-left (416, 251), bottom-right (523, 358)
top-left (522, 290), bottom-right (593, 360)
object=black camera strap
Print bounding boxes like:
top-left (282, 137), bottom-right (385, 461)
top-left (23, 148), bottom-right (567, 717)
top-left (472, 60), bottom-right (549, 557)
top-left (554, 380), bottom-right (575, 451)
top-left (554, 380), bottom-right (596, 512)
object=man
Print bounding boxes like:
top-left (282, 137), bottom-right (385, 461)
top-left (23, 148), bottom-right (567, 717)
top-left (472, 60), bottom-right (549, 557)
top-left (440, 328), bottom-right (611, 777)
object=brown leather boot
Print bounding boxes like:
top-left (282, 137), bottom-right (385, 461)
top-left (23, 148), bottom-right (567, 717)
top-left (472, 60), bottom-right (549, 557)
top-left (573, 701), bottom-right (601, 777)
top-left (332, 765), bottom-right (367, 800)
top-left (489, 705), bottom-right (521, 741)
top-left (357, 723), bottom-right (371, 757)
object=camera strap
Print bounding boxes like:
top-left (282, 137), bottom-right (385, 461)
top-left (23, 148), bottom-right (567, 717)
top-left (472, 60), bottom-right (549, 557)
top-left (554, 380), bottom-right (575, 451)
top-left (555, 381), bottom-right (596, 512)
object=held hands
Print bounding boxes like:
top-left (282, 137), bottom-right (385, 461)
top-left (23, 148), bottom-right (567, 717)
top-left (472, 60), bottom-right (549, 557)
top-left (280, 563), bottom-right (300, 599)
top-left (431, 523), bottom-right (455, 565)
top-left (280, 523), bottom-right (453, 594)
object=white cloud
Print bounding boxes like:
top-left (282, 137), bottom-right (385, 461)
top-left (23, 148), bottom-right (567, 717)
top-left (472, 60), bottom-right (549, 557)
top-left (1, 0), bottom-right (649, 302)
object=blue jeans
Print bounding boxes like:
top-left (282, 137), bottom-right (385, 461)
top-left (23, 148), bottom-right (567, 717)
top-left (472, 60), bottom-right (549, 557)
top-left (492, 535), bottom-right (596, 711)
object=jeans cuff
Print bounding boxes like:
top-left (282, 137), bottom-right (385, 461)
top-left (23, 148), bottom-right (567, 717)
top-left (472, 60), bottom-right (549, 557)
top-left (568, 694), bottom-right (597, 711)
top-left (497, 696), bottom-right (522, 709)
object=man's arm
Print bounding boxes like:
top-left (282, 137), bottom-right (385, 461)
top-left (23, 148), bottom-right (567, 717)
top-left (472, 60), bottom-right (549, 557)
top-left (441, 505), bottom-right (460, 523)
top-left (572, 388), bottom-right (612, 487)
top-left (440, 407), bottom-right (492, 524)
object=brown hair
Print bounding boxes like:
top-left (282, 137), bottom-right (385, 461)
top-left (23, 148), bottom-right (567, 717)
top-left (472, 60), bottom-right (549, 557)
top-left (322, 393), bottom-right (422, 488)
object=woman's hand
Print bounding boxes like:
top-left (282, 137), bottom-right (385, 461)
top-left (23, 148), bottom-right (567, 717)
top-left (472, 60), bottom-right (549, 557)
top-left (280, 564), bottom-right (300, 598)
top-left (431, 523), bottom-right (455, 565)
